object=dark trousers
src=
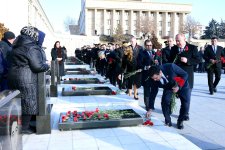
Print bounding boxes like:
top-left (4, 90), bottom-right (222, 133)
top-left (207, 67), bottom-right (221, 92)
top-left (143, 80), bottom-right (159, 111)
top-left (161, 87), bottom-right (190, 123)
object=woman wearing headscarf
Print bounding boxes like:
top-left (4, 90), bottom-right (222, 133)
top-left (8, 26), bottom-right (50, 134)
top-left (51, 41), bottom-right (66, 80)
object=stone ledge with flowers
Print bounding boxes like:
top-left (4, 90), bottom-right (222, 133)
top-left (62, 77), bottom-right (104, 84)
top-left (58, 108), bottom-right (143, 130)
top-left (61, 86), bottom-right (117, 96)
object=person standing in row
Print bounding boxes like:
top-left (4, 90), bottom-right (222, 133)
top-left (8, 26), bottom-right (50, 134)
top-left (51, 41), bottom-right (66, 80)
top-left (0, 31), bottom-right (15, 91)
top-left (130, 36), bottom-right (143, 100)
top-left (170, 34), bottom-right (200, 121)
top-left (203, 36), bottom-right (224, 95)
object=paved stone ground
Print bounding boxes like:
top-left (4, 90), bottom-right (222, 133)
top-left (138, 72), bottom-right (225, 150)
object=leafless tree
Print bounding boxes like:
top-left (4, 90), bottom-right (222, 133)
top-left (180, 15), bottom-right (200, 41)
top-left (136, 16), bottom-right (155, 39)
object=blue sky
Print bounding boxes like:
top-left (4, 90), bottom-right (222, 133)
top-left (39, 0), bottom-right (225, 32)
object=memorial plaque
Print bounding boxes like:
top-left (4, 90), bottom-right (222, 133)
top-left (58, 109), bottom-right (143, 130)
top-left (62, 86), bottom-right (112, 96)
top-left (62, 78), bottom-right (103, 84)
top-left (65, 70), bottom-right (91, 75)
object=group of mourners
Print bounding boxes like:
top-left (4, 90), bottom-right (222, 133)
top-left (1, 26), bottom-right (225, 132)
top-left (75, 34), bottom-right (225, 129)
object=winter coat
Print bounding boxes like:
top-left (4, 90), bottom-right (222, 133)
top-left (8, 35), bottom-right (49, 115)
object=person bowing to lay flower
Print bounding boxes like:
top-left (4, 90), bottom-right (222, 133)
top-left (169, 33), bottom-right (200, 121)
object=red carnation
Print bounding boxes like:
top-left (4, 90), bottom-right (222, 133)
top-left (83, 115), bottom-right (86, 120)
top-left (72, 86), bottom-right (76, 91)
top-left (98, 114), bottom-right (101, 119)
top-left (173, 77), bottom-right (185, 87)
top-left (74, 117), bottom-right (78, 122)
top-left (143, 120), bottom-right (154, 126)
top-left (67, 111), bottom-right (71, 116)
top-left (221, 57), bottom-right (225, 63)
top-left (103, 113), bottom-right (109, 119)
top-left (111, 91), bottom-right (117, 95)
top-left (95, 108), bottom-right (99, 113)
top-left (184, 46), bottom-right (188, 51)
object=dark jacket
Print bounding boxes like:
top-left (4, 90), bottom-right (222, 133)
top-left (170, 42), bottom-right (200, 88)
top-left (203, 45), bottom-right (224, 69)
top-left (161, 46), bottom-right (171, 64)
top-left (8, 35), bottom-right (49, 115)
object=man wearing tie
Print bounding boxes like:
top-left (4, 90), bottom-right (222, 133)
top-left (203, 36), bottom-right (224, 95)
top-left (142, 40), bottom-right (159, 114)
top-left (170, 34), bottom-right (200, 121)
top-left (148, 64), bottom-right (191, 129)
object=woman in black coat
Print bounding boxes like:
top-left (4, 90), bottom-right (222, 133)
top-left (8, 26), bottom-right (49, 134)
top-left (51, 41), bottom-right (66, 79)
top-left (121, 44), bottom-right (138, 98)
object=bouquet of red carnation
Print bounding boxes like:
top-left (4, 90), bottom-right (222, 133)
top-left (170, 77), bottom-right (185, 113)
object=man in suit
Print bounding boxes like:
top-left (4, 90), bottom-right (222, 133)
top-left (162, 37), bottom-right (174, 64)
top-left (142, 39), bottom-right (159, 114)
top-left (170, 34), bottom-right (200, 121)
top-left (148, 64), bottom-right (191, 129)
top-left (203, 36), bottom-right (224, 95)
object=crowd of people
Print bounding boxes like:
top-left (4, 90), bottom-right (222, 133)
top-left (74, 34), bottom-right (225, 129)
top-left (1, 25), bottom-right (225, 133)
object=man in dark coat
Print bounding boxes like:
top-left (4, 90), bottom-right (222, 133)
top-left (170, 34), bottom-right (200, 121)
top-left (162, 37), bottom-right (174, 64)
top-left (142, 39), bottom-right (159, 112)
top-left (203, 36), bottom-right (224, 95)
top-left (0, 31), bottom-right (15, 91)
top-left (8, 26), bottom-right (49, 134)
top-left (148, 64), bottom-right (191, 129)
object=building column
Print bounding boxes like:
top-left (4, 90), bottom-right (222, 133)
top-left (121, 10), bottom-right (125, 34)
top-left (129, 10), bottom-right (133, 35)
top-left (154, 11), bottom-right (159, 37)
top-left (94, 9), bottom-right (97, 35)
top-left (85, 8), bottom-right (88, 35)
top-left (171, 12), bottom-right (176, 38)
top-left (162, 12), bottom-right (168, 37)
top-left (112, 9), bottom-right (116, 34)
top-left (103, 9), bottom-right (107, 35)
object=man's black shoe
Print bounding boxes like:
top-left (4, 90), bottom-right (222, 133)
top-left (183, 116), bottom-right (189, 121)
top-left (22, 128), bottom-right (35, 135)
top-left (165, 122), bottom-right (172, 127)
top-left (213, 88), bottom-right (217, 93)
top-left (177, 120), bottom-right (184, 129)
top-left (210, 91), bottom-right (214, 95)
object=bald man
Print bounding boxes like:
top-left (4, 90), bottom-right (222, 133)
top-left (170, 34), bottom-right (200, 121)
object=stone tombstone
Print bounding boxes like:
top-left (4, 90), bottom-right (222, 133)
top-left (0, 90), bottom-right (22, 150)
top-left (36, 72), bottom-right (51, 134)
top-left (50, 61), bottom-right (58, 97)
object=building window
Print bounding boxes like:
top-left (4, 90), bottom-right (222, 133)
top-left (134, 20), bottom-right (137, 26)
top-left (159, 12), bottom-right (162, 18)
top-left (168, 13), bottom-right (171, 18)
top-left (168, 22), bottom-right (171, 27)
top-left (125, 30), bottom-right (129, 34)
top-left (117, 20), bottom-right (120, 25)
top-left (125, 20), bottom-right (129, 25)
top-left (116, 11), bottom-right (120, 16)
top-left (133, 30), bottom-right (137, 36)
top-left (151, 12), bottom-right (154, 17)
top-left (107, 11), bottom-right (111, 16)
top-left (159, 30), bottom-right (162, 36)
top-left (108, 19), bottom-right (111, 25)
top-left (159, 21), bottom-right (162, 27)
top-left (167, 31), bottom-right (170, 36)
top-left (107, 29), bottom-right (111, 35)
top-left (125, 11), bottom-right (129, 17)
top-left (142, 12), bottom-right (147, 17)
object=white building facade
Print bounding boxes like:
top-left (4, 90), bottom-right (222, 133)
top-left (79, 0), bottom-right (192, 38)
